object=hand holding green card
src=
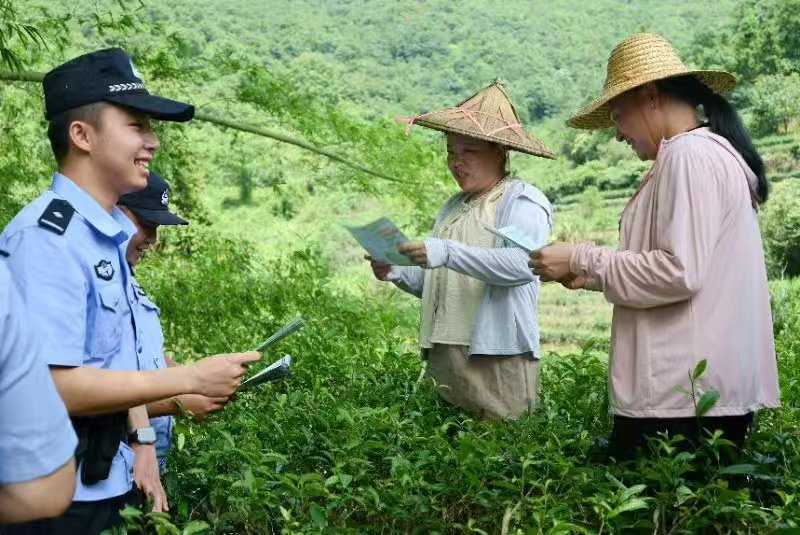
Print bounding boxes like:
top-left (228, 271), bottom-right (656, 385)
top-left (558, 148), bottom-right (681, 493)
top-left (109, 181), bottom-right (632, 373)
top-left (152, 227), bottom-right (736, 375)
top-left (240, 317), bottom-right (306, 390)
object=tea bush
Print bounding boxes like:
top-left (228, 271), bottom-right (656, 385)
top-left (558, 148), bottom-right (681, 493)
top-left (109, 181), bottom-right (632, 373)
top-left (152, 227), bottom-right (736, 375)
top-left (115, 231), bottom-right (800, 534)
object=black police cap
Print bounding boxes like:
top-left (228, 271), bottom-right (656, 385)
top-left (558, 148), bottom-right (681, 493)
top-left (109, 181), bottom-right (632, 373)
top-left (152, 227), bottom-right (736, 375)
top-left (43, 48), bottom-right (194, 122)
top-left (118, 171), bottom-right (188, 226)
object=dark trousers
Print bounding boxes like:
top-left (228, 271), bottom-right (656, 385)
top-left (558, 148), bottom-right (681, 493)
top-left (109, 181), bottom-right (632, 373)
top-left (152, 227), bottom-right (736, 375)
top-left (610, 412), bottom-right (754, 461)
top-left (1, 488), bottom-right (140, 535)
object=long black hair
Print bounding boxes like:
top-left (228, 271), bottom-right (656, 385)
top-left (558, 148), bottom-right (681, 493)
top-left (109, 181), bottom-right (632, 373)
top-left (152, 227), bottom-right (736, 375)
top-left (654, 75), bottom-right (768, 204)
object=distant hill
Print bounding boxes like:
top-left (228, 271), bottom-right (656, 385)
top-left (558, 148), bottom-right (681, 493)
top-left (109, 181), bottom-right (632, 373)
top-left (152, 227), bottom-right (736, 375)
top-left (138, 0), bottom-right (737, 123)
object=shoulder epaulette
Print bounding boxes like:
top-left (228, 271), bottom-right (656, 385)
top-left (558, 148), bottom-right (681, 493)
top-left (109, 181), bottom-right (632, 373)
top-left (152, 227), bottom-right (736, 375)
top-left (37, 199), bottom-right (75, 235)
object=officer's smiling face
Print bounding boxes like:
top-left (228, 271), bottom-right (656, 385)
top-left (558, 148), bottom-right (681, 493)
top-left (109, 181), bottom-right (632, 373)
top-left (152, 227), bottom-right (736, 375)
top-left (92, 105), bottom-right (159, 196)
top-left (120, 207), bottom-right (158, 267)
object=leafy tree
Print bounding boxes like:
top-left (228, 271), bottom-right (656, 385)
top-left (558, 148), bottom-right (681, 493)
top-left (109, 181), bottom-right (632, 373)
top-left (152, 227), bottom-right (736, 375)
top-left (748, 73), bottom-right (800, 135)
top-left (690, 0), bottom-right (800, 87)
top-left (761, 180), bottom-right (800, 277)
top-left (0, 0), bottom-right (48, 70)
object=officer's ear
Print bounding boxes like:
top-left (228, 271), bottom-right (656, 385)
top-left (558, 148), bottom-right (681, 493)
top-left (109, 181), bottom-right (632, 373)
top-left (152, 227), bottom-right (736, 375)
top-left (67, 118), bottom-right (98, 156)
top-left (49, 102), bottom-right (107, 162)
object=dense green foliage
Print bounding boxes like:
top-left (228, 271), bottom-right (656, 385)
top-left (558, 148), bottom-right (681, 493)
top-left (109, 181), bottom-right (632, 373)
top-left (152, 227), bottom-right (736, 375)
top-left (122, 230), bottom-right (800, 534)
top-left (0, 0), bottom-right (798, 532)
top-left (761, 180), bottom-right (800, 278)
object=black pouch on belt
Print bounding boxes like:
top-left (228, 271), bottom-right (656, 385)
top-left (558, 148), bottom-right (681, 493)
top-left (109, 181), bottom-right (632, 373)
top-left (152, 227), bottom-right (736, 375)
top-left (71, 411), bottom-right (128, 486)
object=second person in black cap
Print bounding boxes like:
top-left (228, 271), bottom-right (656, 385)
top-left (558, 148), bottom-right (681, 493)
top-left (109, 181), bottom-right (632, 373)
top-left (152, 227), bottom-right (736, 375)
top-left (119, 171), bottom-right (230, 483)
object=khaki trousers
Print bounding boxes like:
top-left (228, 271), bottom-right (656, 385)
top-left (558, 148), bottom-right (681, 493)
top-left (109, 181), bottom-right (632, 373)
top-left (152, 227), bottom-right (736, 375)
top-left (425, 344), bottom-right (540, 420)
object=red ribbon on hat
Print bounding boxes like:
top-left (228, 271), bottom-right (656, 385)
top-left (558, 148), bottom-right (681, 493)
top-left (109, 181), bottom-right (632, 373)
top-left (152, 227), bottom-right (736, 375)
top-left (396, 108), bottom-right (525, 141)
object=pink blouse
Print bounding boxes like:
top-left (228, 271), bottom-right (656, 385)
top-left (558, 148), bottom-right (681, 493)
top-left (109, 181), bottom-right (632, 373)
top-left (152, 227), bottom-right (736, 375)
top-left (570, 127), bottom-right (781, 418)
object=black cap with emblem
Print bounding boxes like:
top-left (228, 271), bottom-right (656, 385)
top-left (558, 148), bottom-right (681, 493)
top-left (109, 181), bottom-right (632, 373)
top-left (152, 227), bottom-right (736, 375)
top-left (118, 171), bottom-right (188, 226)
top-left (43, 48), bottom-right (194, 122)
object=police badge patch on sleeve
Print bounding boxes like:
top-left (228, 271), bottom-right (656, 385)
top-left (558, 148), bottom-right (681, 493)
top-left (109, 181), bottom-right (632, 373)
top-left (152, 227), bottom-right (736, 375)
top-left (94, 260), bottom-right (115, 281)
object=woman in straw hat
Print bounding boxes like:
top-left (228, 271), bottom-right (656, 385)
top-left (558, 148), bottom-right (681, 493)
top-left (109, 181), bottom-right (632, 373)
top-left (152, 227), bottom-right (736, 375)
top-left (367, 83), bottom-right (555, 420)
top-left (529, 34), bottom-right (780, 459)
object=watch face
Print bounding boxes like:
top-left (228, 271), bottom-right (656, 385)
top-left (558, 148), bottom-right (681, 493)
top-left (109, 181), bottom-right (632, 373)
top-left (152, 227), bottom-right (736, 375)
top-left (136, 427), bottom-right (157, 444)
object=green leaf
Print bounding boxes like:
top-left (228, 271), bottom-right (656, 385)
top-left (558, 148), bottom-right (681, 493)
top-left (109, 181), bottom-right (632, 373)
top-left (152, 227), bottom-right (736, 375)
top-left (607, 498), bottom-right (649, 519)
top-left (309, 504), bottom-right (327, 529)
top-left (718, 464), bottom-right (760, 475)
top-left (177, 432), bottom-right (186, 451)
top-left (339, 473), bottom-right (353, 488)
top-left (279, 506), bottom-right (291, 521)
top-left (549, 522), bottom-right (592, 534)
top-left (673, 385), bottom-right (691, 396)
top-left (620, 484), bottom-right (646, 502)
top-left (119, 506), bottom-right (143, 520)
top-left (692, 359), bottom-right (708, 380)
top-left (696, 389), bottom-right (720, 416)
top-left (774, 490), bottom-right (796, 506)
top-left (182, 521), bottom-right (210, 535)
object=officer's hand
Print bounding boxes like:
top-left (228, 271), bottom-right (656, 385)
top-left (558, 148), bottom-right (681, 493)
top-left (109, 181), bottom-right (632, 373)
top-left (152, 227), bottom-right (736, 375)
top-left (189, 351), bottom-right (260, 398)
top-left (177, 394), bottom-right (228, 422)
top-left (365, 255), bottom-right (392, 281)
top-left (132, 444), bottom-right (168, 513)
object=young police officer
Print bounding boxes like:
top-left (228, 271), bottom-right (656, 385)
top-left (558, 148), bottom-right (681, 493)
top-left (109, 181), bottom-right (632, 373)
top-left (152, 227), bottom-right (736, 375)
top-left (0, 49), bottom-right (260, 534)
top-left (118, 172), bottom-right (229, 477)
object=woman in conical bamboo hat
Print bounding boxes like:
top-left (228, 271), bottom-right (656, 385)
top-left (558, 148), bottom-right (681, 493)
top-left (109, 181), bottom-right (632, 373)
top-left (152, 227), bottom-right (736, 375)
top-left (529, 33), bottom-right (780, 458)
top-left (366, 82), bottom-right (556, 420)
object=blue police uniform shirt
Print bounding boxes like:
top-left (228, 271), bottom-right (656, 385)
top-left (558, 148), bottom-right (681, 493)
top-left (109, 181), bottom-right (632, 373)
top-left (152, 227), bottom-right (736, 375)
top-left (0, 261), bottom-right (78, 484)
top-left (0, 172), bottom-right (141, 501)
top-left (129, 276), bottom-right (173, 470)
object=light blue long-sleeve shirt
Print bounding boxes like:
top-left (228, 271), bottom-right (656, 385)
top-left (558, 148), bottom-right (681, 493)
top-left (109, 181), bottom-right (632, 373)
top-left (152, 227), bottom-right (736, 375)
top-left (388, 179), bottom-right (552, 357)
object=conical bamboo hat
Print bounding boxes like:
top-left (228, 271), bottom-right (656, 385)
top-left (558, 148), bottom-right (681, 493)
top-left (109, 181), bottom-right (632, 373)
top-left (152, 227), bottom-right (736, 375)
top-left (402, 83), bottom-right (557, 159)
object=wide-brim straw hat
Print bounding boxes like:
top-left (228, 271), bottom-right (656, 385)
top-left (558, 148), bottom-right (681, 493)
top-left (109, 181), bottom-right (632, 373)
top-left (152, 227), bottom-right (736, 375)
top-left (568, 33), bottom-right (737, 130)
top-left (400, 83), bottom-right (557, 159)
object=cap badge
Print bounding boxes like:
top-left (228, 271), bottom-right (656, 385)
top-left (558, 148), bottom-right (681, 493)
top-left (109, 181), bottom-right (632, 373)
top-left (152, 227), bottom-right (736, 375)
top-left (161, 189), bottom-right (169, 207)
top-left (129, 59), bottom-right (143, 81)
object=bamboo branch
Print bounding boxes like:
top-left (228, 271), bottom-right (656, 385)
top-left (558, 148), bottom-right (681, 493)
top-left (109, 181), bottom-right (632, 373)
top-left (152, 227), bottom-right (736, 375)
top-left (0, 69), bottom-right (41, 82)
top-left (0, 69), bottom-right (402, 182)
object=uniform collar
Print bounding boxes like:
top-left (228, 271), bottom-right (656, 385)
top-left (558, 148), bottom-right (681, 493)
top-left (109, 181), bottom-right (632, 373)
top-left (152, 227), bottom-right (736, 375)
top-left (51, 172), bottom-right (136, 245)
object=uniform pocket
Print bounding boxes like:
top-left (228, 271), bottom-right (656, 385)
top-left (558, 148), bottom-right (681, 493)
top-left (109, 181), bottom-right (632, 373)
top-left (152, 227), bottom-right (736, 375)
top-left (138, 294), bottom-right (160, 314)
top-left (89, 286), bottom-right (124, 359)
top-left (136, 295), bottom-right (166, 371)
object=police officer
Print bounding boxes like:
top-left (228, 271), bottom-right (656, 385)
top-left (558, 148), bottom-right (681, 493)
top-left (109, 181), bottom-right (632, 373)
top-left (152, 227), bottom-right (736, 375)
top-left (118, 171), bottom-right (228, 474)
top-left (0, 261), bottom-right (77, 525)
top-left (0, 49), bottom-right (260, 534)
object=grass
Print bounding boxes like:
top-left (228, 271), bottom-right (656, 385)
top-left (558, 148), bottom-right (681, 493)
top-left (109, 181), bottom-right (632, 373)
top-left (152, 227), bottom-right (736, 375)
top-left (538, 283), bottom-right (612, 352)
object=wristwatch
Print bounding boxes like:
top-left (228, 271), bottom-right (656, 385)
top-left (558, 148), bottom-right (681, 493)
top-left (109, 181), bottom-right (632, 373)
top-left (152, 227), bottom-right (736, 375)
top-left (127, 427), bottom-right (156, 445)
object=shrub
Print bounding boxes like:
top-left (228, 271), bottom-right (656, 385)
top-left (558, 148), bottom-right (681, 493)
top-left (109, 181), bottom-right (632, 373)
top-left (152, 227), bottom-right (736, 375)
top-left (760, 180), bottom-right (800, 278)
top-left (120, 233), bottom-right (800, 534)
